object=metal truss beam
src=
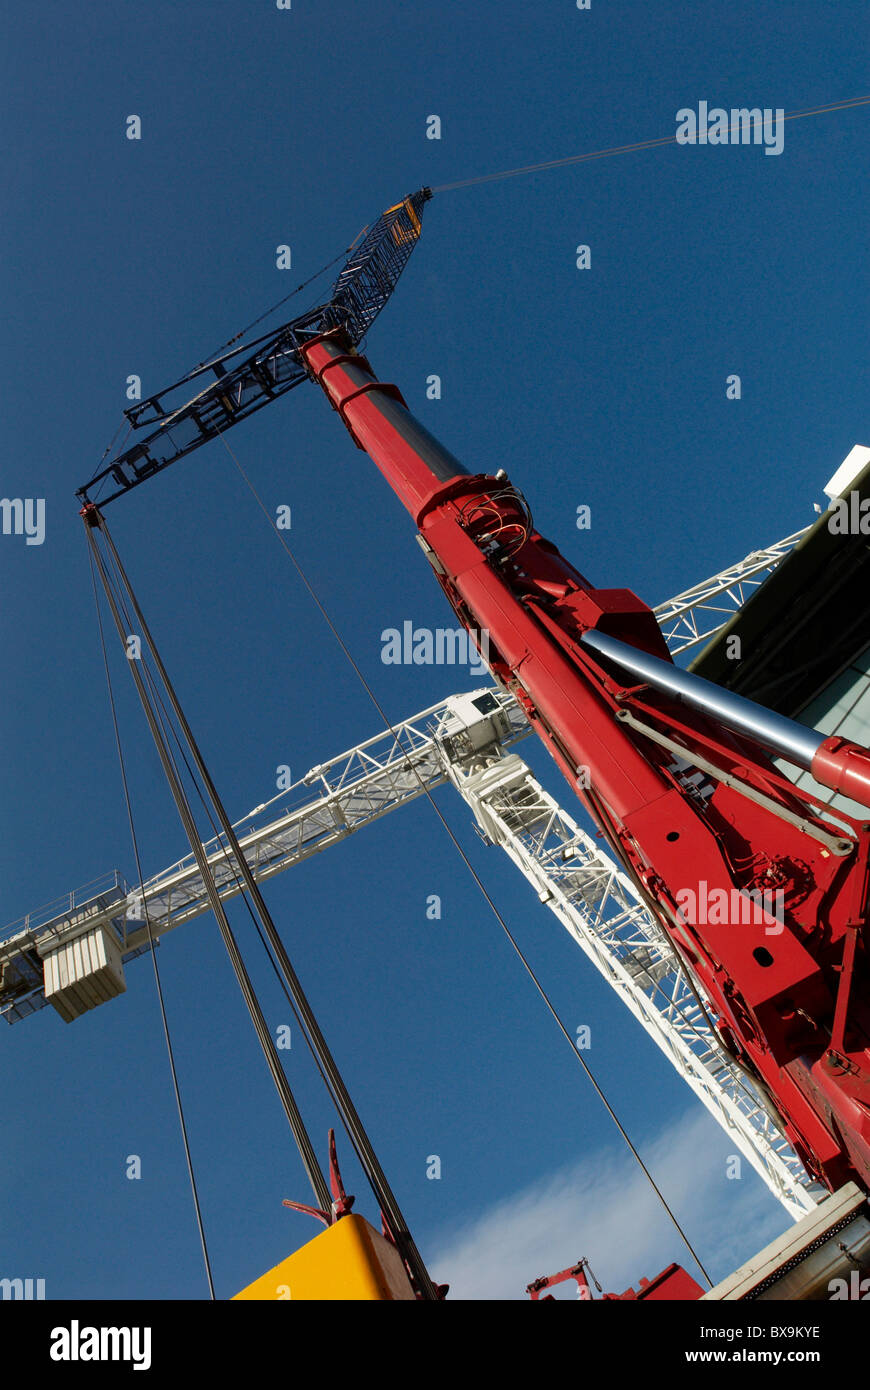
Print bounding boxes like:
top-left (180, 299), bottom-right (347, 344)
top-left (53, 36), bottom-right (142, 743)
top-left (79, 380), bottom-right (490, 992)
top-left (0, 693), bottom-right (528, 1024)
top-left (652, 529), bottom-right (809, 654)
top-left (78, 191), bottom-right (432, 506)
top-left (0, 683), bottom-right (818, 1218)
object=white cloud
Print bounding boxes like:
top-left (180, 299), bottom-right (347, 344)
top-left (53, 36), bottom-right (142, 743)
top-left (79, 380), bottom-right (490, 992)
top-left (428, 1107), bottom-right (792, 1300)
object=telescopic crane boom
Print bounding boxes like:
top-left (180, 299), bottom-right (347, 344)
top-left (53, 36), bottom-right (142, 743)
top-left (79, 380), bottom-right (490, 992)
top-left (297, 326), bottom-right (870, 1200)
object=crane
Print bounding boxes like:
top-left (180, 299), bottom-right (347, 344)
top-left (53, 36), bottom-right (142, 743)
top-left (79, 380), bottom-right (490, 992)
top-left (59, 186), bottom-right (870, 1296)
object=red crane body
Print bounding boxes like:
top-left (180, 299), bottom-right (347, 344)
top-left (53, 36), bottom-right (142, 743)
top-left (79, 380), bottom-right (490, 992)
top-left (301, 329), bottom-right (870, 1199)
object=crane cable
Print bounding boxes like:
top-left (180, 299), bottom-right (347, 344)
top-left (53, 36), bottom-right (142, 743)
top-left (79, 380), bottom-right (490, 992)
top-left (89, 94), bottom-right (868, 494)
top-left (86, 510), bottom-right (440, 1301)
top-left (84, 516), bottom-right (335, 1222)
top-left (88, 524), bottom-right (429, 1281)
top-left (118, 621), bottom-right (358, 1182)
top-left (214, 424), bottom-right (715, 1289)
top-left (89, 229), bottom-right (371, 501)
top-left (86, 539), bottom-right (216, 1301)
top-left (104, 553), bottom-right (432, 1253)
top-left (90, 539), bottom-right (333, 1169)
top-left (431, 94), bottom-right (870, 192)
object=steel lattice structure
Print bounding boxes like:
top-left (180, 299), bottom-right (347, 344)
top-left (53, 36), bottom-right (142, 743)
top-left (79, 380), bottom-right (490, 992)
top-left (79, 190), bottom-right (432, 506)
top-left (1, 528), bottom-right (822, 1216)
top-left (653, 529), bottom-right (809, 654)
top-left (439, 736), bottom-right (820, 1220)
top-left (0, 692), bottom-right (527, 1025)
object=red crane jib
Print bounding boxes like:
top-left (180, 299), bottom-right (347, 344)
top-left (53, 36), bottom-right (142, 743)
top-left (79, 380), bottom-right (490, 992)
top-left (300, 330), bottom-right (870, 1197)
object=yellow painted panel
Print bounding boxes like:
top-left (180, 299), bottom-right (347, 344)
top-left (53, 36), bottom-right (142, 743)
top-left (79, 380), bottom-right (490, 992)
top-left (402, 197), bottom-right (422, 233)
top-left (232, 1214), bottom-right (416, 1301)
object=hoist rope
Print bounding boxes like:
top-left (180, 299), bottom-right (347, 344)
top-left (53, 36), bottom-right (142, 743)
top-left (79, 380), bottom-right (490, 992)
top-left (431, 94), bottom-right (870, 192)
top-left (88, 513), bottom-right (439, 1299)
top-left (90, 523), bottom-right (428, 1264)
top-left (86, 539), bottom-right (216, 1300)
top-left (216, 425), bottom-right (715, 1288)
top-left (88, 93), bottom-right (867, 502)
top-left (85, 519), bottom-right (335, 1221)
top-left (88, 229), bottom-right (371, 503)
top-left (97, 418), bottom-right (133, 467)
top-left (92, 544), bottom-right (334, 1152)
top-left (119, 593), bottom-right (399, 1216)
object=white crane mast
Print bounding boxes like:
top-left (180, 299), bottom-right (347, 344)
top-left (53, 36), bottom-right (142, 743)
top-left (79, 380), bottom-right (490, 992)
top-left (436, 700), bottom-right (820, 1219)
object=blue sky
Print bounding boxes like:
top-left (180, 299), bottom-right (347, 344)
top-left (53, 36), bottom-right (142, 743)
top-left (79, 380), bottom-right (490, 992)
top-left (1, 1), bottom-right (867, 1300)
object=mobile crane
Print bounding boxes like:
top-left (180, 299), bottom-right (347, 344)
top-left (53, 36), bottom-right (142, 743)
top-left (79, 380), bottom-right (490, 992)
top-left (67, 188), bottom-right (870, 1297)
top-left (295, 313), bottom-right (870, 1199)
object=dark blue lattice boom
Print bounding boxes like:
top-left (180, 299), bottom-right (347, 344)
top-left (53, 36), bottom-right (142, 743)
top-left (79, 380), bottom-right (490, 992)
top-left (79, 190), bottom-right (431, 505)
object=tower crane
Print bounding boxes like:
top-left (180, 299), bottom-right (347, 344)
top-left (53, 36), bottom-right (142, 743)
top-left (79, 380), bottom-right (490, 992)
top-left (0, 681), bottom-right (821, 1219)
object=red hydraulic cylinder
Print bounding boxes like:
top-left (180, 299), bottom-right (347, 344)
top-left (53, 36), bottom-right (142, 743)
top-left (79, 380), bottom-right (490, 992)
top-left (302, 335), bottom-right (470, 518)
top-left (301, 331), bottom-right (675, 819)
top-left (812, 737), bottom-right (870, 809)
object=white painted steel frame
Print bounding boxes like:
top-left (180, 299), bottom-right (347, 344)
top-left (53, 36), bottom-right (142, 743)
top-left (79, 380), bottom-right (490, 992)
top-left (653, 529), bottom-right (808, 654)
top-left (439, 747), bottom-right (820, 1220)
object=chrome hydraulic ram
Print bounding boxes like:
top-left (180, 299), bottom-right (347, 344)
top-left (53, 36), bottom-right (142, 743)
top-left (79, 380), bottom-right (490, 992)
top-left (581, 629), bottom-right (870, 808)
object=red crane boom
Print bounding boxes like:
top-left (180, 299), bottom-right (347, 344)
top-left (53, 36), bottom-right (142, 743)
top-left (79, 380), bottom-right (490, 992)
top-left (300, 328), bottom-right (870, 1198)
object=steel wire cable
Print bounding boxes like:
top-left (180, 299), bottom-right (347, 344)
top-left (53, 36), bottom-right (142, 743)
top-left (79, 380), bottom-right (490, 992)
top-left (92, 514), bottom-right (438, 1299)
top-left (85, 519), bottom-right (334, 1220)
top-left (431, 95), bottom-right (870, 192)
top-left (86, 536), bottom-right (216, 1300)
top-left (192, 227), bottom-right (370, 374)
top-left (88, 535), bottom-right (404, 1245)
top-left (85, 230), bottom-right (371, 501)
top-left (110, 578), bottom-right (397, 1220)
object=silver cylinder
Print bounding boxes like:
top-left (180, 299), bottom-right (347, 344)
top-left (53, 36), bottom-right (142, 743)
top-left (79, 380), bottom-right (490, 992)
top-left (581, 629), bottom-right (824, 770)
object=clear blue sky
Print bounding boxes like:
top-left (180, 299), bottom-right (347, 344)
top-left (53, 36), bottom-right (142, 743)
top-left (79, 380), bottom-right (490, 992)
top-left (1, 1), bottom-right (867, 1300)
